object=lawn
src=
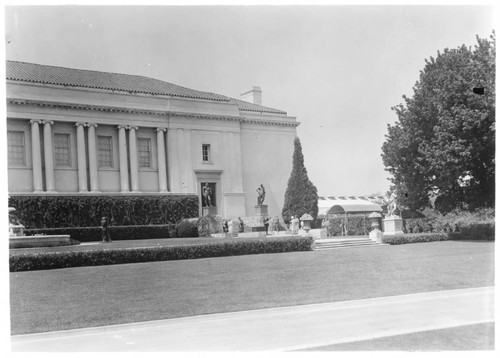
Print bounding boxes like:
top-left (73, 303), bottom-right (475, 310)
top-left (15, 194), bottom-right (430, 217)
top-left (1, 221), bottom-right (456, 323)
top-left (10, 240), bottom-right (494, 335)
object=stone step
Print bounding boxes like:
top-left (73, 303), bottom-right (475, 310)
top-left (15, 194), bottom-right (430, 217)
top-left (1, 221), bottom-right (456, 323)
top-left (313, 239), bottom-right (386, 251)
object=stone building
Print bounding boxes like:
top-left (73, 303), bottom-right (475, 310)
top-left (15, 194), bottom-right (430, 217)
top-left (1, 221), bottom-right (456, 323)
top-left (6, 61), bottom-right (299, 218)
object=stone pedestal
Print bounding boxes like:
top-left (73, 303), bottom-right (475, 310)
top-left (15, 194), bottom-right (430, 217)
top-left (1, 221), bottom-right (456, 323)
top-left (383, 216), bottom-right (404, 235)
top-left (254, 205), bottom-right (268, 217)
top-left (202, 206), bottom-right (217, 216)
top-left (369, 228), bottom-right (383, 243)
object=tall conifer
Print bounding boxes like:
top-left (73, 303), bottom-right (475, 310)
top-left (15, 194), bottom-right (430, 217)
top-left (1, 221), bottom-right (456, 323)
top-left (282, 137), bottom-right (319, 224)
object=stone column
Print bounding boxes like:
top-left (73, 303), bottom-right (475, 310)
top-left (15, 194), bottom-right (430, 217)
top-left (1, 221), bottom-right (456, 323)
top-left (156, 128), bottom-right (168, 192)
top-left (117, 125), bottom-right (129, 192)
top-left (29, 120), bottom-right (44, 192)
top-left (42, 120), bottom-right (55, 192)
top-left (87, 123), bottom-right (100, 192)
top-left (75, 122), bottom-right (88, 192)
top-left (128, 126), bottom-right (139, 192)
top-left (167, 128), bottom-right (180, 192)
top-left (183, 129), bottom-right (194, 192)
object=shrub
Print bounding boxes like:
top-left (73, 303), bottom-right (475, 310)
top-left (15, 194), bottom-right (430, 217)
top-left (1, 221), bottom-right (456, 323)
top-left (9, 236), bottom-right (314, 272)
top-left (197, 215), bottom-right (222, 236)
top-left (24, 225), bottom-right (174, 242)
top-left (325, 217), bottom-right (372, 236)
top-left (176, 220), bottom-right (199, 238)
top-left (448, 223), bottom-right (495, 241)
top-left (9, 194), bottom-right (199, 228)
top-left (419, 207), bottom-right (495, 232)
top-left (382, 233), bottom-right (448, 245)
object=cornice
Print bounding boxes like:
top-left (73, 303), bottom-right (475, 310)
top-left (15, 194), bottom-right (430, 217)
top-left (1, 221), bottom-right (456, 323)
top-left (8, 98), bottom-right (300, 128)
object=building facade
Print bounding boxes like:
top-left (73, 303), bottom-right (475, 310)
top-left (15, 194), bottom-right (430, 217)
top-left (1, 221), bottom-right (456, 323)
top-left (6, 61), bottom-right (299, 219)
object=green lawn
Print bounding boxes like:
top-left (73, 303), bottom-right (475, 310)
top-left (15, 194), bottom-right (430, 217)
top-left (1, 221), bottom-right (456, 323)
top-left (10, 240), bottom-right (494, 335)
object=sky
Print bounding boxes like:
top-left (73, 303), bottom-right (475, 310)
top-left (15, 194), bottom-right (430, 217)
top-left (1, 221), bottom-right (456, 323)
top-left (3, 4), bottom-right (495, 197)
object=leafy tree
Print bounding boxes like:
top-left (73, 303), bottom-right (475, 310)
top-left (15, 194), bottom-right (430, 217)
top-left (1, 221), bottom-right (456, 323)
top-left (282, 137), bottom-right (319, 224)
top-left (382, 33), bottom-right (495, 213)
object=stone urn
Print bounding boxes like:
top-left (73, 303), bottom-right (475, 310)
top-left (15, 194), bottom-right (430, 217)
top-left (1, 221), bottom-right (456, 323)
top-left (300, 213), bottom-right (314, 233)
top-left (9, 207), bottom-right (25, 237)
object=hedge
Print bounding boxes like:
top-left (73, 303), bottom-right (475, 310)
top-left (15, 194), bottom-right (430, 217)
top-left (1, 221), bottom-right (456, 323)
top-left (323, 216), bottom-right (373, 236)
top-left (9, 236), bottom-right (314, 271)
top-left (382, 233), bottom-right (448, 245)
top-left (448, 223), bottom-right (495, 241)
top-left (8, 194), bottom-right (199, 228)
top-left (23, 225), bottom-right (178, 242)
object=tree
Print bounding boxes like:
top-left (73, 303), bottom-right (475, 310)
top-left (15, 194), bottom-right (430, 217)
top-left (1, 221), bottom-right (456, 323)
top-left (282, 137), bottom-right (319, 224)
top-left (382, 33), bottom-right (495, 213)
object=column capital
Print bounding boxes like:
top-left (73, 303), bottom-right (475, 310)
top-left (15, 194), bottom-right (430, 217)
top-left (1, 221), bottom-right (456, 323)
top-left (128, 126), bottom-right (139, 131)
top-left (87, 123), bottom-right (98, 128)
top-left (74, 122), bottom-right (87, 128)
top-left (117, 124), bottom-right (128, 130)
top-left (155, 127), bottom-right (167, 133)
top-left (29, 119), bottom-right (43, 125)
top-left (41, 120), bottom-right (54, 125)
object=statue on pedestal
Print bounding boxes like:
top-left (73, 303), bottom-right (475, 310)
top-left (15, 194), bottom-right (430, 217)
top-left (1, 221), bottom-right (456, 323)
top-left (256, 184), bottom-right (266, 205)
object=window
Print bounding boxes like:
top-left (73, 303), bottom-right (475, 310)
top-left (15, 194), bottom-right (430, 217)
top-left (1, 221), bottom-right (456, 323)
top-left (7, 130), bottom-right (26, 166)
top-left (202, 144), bottom-right (210, 162)
top-left (137, 138), bottom-right (151, 168)
top-left (98, 136), bottom-right (113, 168)
top-left (54, 133), bottom-right (71, 166)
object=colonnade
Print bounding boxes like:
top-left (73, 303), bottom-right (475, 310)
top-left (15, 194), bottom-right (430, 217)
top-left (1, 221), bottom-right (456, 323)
top-left (29, 120), bottom-right (169, 193)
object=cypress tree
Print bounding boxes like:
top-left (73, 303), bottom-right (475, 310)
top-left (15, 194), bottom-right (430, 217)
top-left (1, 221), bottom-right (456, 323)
top-left (282, 137), bottom-right (319, 224)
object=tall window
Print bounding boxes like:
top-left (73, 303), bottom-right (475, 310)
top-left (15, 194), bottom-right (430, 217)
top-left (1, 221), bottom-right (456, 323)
top-left (98, 136), bottom-right (113, 168)
top-left (7, 130), bottom-right (26, 166)
top-left (137, 138), bottom-right (152, 168)
top-left (54, 133), bottom-right (71, 166)
top-left (202, 144), bottom-right (211, 162)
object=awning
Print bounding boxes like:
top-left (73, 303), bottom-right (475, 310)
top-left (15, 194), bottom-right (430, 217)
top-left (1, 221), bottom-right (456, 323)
top-left (318, 199), bottom-right (383, 217)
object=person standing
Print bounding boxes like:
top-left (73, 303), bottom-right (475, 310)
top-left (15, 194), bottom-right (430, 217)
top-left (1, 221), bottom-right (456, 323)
top-left (263, 216), bottom-right (270, 235)
top-left (238, 217), bottom-right (245, 233)
top-left (101, 216), bottom-right (111, 243)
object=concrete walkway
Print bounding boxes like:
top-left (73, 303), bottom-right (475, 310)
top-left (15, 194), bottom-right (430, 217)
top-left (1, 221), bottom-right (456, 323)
top-left (11, 286), bottom-right (494, 352)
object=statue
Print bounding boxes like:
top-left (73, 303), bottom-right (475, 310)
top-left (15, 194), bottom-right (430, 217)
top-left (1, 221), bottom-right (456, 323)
top-left (387, 192), bottom-right (398, 217)
top-left (256, 184), bottom-right (266, 205)
top-left (202, 183), bottom-right (213, 207)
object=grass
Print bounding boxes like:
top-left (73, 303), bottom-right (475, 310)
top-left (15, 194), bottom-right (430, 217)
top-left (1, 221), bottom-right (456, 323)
top-left (297, 322), bottom-right (495, 351)
top-left (10, 240), bottom-right (494, 335)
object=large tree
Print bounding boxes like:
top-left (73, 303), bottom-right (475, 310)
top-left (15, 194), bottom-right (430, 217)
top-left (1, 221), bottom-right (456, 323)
top-left (382, 33), bottom-right (495, 213)
top-left (282, 137), bottom-right (319, 224)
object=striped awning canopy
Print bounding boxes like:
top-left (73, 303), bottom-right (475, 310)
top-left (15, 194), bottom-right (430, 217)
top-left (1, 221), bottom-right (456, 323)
top-left (318, 197), bottom-right (383, 217)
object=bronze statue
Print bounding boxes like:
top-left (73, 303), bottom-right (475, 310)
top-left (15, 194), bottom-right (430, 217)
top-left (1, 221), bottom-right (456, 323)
top-left (256, 184), bottom-right (266, 205)
top-left (202, 183), bottom-right (213, 207)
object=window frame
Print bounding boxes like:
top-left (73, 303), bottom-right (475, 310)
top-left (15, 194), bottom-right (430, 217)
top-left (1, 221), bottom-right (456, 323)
top-left (97, 135), bottom-right (114, 169)
top-left (137, 137), bottom-right (152, 168)
top-left (202, 144), bottom-right (211, 163)
top-left (7, 130), bottom-right (26, 167)
top-left (54, 132), bottom-right (72, 167)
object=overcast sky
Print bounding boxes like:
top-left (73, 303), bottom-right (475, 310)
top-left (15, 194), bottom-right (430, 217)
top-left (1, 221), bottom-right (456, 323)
top-left (4, 4), bottom-right (495, 197)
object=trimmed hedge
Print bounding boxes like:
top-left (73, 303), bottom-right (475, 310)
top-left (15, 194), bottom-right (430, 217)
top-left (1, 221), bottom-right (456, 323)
top-left (324, 216), bottom-right (373, 236)
top-left (176, 220), bottom-right (199, 238)
top-left (382, 233), bottom-right (448, 245)
top-left (8, 195), bottom-right (199, 228)
top-left (448, 223), bottom-right (495, 241)
top-left (24, 225), bottom-right (177, 242)
top-left (9, 236), bottom-right (314, 272)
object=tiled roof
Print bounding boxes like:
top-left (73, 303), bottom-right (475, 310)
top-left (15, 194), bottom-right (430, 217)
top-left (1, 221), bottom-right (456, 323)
top-left (6, 61), bottom-right (288, 115)
top-left (226, 98), bottom-right (287, 115)
top-left (6, 60), bottom-right (229, 102)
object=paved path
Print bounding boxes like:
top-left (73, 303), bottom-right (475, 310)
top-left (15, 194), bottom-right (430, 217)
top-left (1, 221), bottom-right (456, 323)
top-left (11, 286), bottom-right (494, 351)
